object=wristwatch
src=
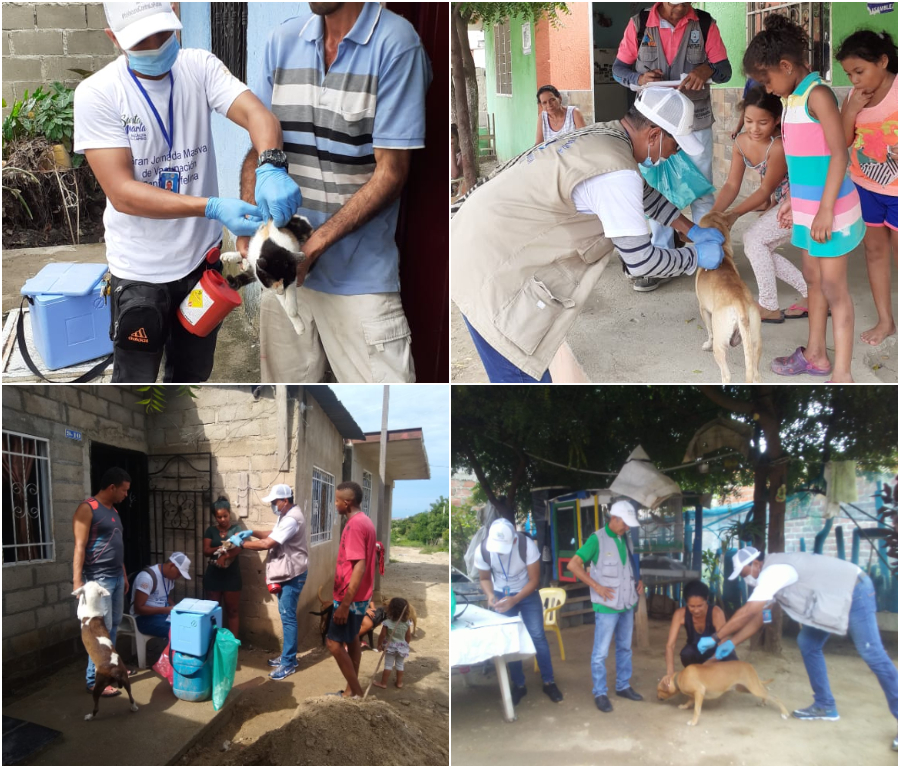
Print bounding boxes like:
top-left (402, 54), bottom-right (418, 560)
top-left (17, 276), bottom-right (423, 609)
top-left (257, 148), bottom-right (288, 170)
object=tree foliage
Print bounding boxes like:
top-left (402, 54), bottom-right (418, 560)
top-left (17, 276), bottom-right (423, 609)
top-left (458, 2), bottom-right (570, 27)
top-left (391, 496), bottom-right (449, 545)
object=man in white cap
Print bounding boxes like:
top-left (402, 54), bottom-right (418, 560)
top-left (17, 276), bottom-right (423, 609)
top-left (475, 518), bottom-right (564, 704)
top-left (74, 2), bottom-right (300, 384)
top-left (130, 551), bottom-right (191, 638)
top-left (451, 86), bottom-right (726, 383)
top-left (228, 483), bottom-right (308, 680)
top-left (568, 500), bottom-right (645, 713)
top-left (699, 547), bottom-right (898, 749)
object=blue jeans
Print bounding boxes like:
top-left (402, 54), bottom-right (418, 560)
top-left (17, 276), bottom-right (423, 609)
top-left (463, 316), bottom-right (552, 383)
top-left (277, 572), bottom-right (307, 667)
top-left (84, 572), bottom-right (125, 688)
top-left (136, 613), bottom-right (171, 638)
top-left (494, 590), bottom-right (554, 686)
top-left (796, 574), bottom-right (898, 717)
top-left (591, 608), bottom-right (634, 697)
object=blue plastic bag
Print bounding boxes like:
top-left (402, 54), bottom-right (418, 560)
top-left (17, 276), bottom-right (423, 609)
top-left (639, 150), bottom-right (714, 209)
top-left (212, 628), bottom-right (241, 711)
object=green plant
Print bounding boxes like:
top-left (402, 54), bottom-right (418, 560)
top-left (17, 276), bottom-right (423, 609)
top-left (136, 385), bottom-right (200, 413)
top-left (1, 165), bottom-right (38, 219)
top-left (3, 83), bottom-right (79, 162)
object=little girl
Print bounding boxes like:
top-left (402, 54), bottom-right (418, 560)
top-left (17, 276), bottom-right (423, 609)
top-left (713, 85), bottom-right (808, 322)
top-left (372, 597), bottom-right (412, 689)
top-left (743, 14), bottom-right (865, 382)
top-left (837, 30), bottom-right (898, 347)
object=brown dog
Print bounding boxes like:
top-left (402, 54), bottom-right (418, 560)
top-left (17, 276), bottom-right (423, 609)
top-left (657, 660), bottom-right (789, 726)
top-left (694, 211), bottom-right (762, 383)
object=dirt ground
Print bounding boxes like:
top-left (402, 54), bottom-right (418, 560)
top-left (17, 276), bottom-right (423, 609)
top-left (181, 546), bottom-right (449, 766)
top-left (451, 616), bottom-right (898, 766)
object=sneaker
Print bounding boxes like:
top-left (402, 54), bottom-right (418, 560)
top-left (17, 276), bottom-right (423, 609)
top-left (510, 684), bottom-right (527, 706)
top-left (542, 682), bottom-right (563, 703)
top-left (632, 276), bottom-right (670, 292)
top-left (792, 704), bottom-right (839, 721)
top-left (267, 657), bottom-right (282, 667)
top-left (269, 664), bottom-right (297, 680)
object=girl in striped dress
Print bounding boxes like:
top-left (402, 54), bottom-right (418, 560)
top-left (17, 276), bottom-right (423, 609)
top-left (743, 14), bottom-right (865, 382)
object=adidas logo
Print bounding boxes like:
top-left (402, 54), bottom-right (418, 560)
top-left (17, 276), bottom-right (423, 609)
top-left (128, 328), bottom-right (149, 343)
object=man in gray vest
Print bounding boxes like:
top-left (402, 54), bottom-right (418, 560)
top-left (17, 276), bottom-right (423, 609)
top-left (568, 501), bottom-right (645, 713)
top-left (230, 483), bottom-right (308, 681)
top-left (451, 87), bottom-right (726, 383)
top-left (613, 2), bottom-right (732, 290)
top-left (701, 547), bottom-right (897, 749)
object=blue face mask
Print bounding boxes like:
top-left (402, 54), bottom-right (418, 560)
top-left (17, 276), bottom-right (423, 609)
top-left (641, 132), bottom-right (665, 168)
top-left (127, 33), bottom-right (179, 76)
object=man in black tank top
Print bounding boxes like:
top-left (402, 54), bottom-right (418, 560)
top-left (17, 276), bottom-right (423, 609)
top-left (73, 467), bottom-right (131, 696)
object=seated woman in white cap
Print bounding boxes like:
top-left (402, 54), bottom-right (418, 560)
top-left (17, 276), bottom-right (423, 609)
top-left (130, 551), bottom-right (191, 637)
top-left (475, 518), bottom-right (564, 705)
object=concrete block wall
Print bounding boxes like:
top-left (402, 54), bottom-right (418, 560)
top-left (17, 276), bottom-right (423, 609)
top-left (1, 385), bottom-right (148, 687)
top-left (451, 474), bottom-right (477, 507)
top-left (2, 2), bottom-right (118, 114)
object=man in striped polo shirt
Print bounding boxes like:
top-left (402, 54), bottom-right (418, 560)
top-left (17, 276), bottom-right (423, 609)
top-left (240, 2), bottom-right (431, 383)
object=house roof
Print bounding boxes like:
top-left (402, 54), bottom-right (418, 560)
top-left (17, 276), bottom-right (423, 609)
top-left (303, 386), bottom-right (366, 440)
top-left (349, 429), bottom-right (430, 481)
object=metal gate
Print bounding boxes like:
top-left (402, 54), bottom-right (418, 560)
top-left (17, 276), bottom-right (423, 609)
top-left (148, 453), bottom-right (212, 600)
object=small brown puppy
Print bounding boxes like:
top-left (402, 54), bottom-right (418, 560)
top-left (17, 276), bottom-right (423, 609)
top-left (694, 211), bottom-right (762, 383)
top-left (74, 582), bottom-right (139, 721)
top-left (658, 660), bottom-right (789, 726)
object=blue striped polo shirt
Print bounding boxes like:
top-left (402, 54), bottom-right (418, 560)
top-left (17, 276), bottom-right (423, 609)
top-left (257, 4), bottom-right (431, 295)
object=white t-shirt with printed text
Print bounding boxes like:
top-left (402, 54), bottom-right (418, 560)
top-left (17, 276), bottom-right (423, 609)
top-left (130, 563), bottom-right (174, 617)
top-left (74, 50), bottom-right (249, 282)
top-left (473, 534), bottom-right (541, 594)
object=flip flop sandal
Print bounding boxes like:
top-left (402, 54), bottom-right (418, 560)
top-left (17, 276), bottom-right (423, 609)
top-left (770, 347), bottom-right (831, 377)
top-left (784, 303), bottom-right (808, 319)
top-left (761, 310), bottom-right (786, 324)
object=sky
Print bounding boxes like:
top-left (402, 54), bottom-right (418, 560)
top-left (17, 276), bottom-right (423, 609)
top-left (329, 385), bottom-right (449, 519)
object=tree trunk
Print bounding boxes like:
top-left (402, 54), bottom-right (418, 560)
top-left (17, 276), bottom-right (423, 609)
top-left (751, 464), bottom-right (768, 551)
top-left (450, 5), bottom-right (478, 190)
top-left (457, 11), bottom-right (480, 174)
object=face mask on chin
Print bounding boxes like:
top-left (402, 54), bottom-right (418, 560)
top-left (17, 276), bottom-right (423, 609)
top-left (126, 32), bottom-right (180, 76)
top-left (641, 131), bottom-right (665, 168)
top-left (744, 573), bottom-right (758, 587)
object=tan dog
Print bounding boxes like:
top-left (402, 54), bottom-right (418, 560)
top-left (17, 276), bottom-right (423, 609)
top-left (694, 211), bottom-right (762, 383)
top-left (657, 660), bottom-right (789, 726)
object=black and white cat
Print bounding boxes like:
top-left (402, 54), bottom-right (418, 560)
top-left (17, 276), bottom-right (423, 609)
top-left (221, 215), bottom-right (314, 335)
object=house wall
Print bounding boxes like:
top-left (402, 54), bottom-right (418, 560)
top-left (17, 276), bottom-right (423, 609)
top-left (1, 1), bottom-right (117, 113)
top-left (535, 4), bottom-right (593, 123)
top-left (344, 446), bottom-right (395, 567)
top-left (451, 474), bottom-right (477, 507)
top-left (485, 14), bottom-right (538, 161)
top-left (1, 385), bottom-right (148, 686)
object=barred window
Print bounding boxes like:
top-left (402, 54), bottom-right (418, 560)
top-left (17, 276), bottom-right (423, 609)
top-left (362, 470), bottom-right (373, 519)
top-left (210, 3), bottom-right (248, 83)
top-left (310, 467), bottom-right (335, 544)
top-left (747, 2), bottom-right (831, 81)
top-left (2, 431), bottom-right (53, 565)
top-left (494, 20), bottom-right (512, 96)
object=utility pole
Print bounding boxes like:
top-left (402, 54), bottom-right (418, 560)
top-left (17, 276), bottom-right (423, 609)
top-left (374, 385), bottom-right (389, 596)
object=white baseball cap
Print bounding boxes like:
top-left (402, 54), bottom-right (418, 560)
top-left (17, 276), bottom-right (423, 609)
top-left (729, 546), bottom-right (761, 580)
top-left (169, 551), bottom-right (191, 580)
top-left (609, 500), bottom-right (640, 528)
top-left (485, 519), bottom-right (516, 554)
top-left (104, 2), bottom-right (182, 51)
top-left (634, 87), bottom-right (704, 156)
top-left (262, 483), bottom-right (293, 502)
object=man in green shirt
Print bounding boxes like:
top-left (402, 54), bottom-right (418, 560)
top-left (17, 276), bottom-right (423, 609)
top-left (568, 500), bottom-right (644, 713)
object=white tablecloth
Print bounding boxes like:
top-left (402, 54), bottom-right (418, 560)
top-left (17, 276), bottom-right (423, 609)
top-left (450, 604), bottom-right (536, 667)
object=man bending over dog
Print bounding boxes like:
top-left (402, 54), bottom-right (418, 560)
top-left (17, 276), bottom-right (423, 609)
top-left (74, 467), bottom-right (132, 698)
top-left (701, 547), bottom-right (898, 751)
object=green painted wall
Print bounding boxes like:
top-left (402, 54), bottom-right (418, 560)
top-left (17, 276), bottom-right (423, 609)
top-left (485, 14), bottom-right (538, 161)
top-left (702, 2), bottom-right (898, 88)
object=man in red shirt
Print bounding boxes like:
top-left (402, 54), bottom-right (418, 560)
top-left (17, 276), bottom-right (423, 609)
top-left (327, 480), bottom-right (377, 697)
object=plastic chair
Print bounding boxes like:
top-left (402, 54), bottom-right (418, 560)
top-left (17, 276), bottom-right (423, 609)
top-left (118, 613), bottom-right (154, 669)
top-left (534, 587), bottom-right (567, 672)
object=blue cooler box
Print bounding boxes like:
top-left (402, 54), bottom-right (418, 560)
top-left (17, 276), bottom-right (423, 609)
top-left (20, 263), bottom-right (112, 370)
top-left (172, 649), bottom-right (212, 702)
top-left (170, 598), bottom-right (223, 657)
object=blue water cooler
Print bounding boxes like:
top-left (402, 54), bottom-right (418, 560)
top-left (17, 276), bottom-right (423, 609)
top-left (170, 599), bottom-right (222, 702)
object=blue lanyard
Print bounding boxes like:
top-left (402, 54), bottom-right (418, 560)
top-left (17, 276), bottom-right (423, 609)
top-left (497, 548), bottom-right (514, 585)
top-left (128, 69), bottom-right (174, 154)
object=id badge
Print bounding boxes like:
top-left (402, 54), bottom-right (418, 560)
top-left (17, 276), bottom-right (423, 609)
top-left (502, 586), bottom-right (510, 597)
top-left (159, 169), bottom-right (180, 193)
top-left (762, 608), bottom-right (772, 624)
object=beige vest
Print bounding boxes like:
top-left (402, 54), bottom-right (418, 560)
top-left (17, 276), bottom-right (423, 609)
top-left (265, 506), bottom-right (308, 584)
top-left (451, 123), bottom-right (638, 379)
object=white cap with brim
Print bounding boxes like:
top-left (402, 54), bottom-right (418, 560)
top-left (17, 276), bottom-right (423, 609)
top-left (485, 519), bottom-right (516, 555)
top-left (729, 546), bottom-right (761, 580)
top-left (104, 2), bottom-right (182, 51)
top-left (609, 500), bottom-right (640, 528)
top-left (634, 87), bottom-right (704, 156)
top-left (262, 483), bottom-right (293, 503)
top-left (169, 551), bottom-right (191, 580)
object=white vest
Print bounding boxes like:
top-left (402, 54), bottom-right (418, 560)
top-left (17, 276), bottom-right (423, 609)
top-left (588, 527), bottom-right (638, 611)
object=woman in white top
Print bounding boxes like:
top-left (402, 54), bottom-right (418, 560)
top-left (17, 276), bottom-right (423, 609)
top-left (535, 85), bottom-right (586, 145)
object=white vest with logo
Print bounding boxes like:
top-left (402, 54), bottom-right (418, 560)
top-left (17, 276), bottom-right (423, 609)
top-left (588, 527), bottom-right (638, 611)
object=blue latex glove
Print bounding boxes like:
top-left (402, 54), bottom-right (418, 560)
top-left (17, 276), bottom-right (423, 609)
top-left (235, 529), bottom-right (254, 541)
top-left (205, 197), bottom-right (265, 237)
top-left (228, 533), bottom-right (246, 548)
top-left (697, 636), bottom-right (717, 654)
top-left (715, 639), bottom-right (736, 660)
top-left (696, 242), bottom-right (725, 270)
top-left (688, 223), bottom-right (726, 245)
top-left (254, 165), bottom-right (302, 227)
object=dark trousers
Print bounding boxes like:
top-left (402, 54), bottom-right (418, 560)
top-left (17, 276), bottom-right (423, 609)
top-left (110, 259), bottom-right (221, 383)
